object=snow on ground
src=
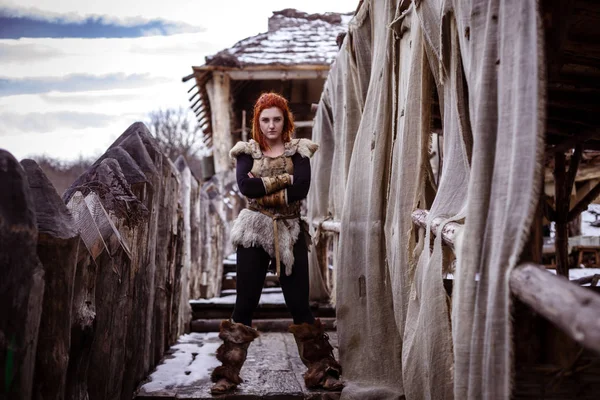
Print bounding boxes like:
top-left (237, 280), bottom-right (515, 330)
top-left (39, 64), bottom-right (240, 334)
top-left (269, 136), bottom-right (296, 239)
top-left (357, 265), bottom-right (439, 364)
top-left (582, 205), bottom-right (600, 237)
top-left (444, 269), bottom-right (600, 283)
top-left (548, 268), bottom-right (600, 281)
top-left (140, 333), bottom-right (221, 392)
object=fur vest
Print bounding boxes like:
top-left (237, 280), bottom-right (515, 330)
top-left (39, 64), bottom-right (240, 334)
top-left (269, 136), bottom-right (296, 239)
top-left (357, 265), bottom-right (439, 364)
top-left (229, 138), bottom-right (318, 275)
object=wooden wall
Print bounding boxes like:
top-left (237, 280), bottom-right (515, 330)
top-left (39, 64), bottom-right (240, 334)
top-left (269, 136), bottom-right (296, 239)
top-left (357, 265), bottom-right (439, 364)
top-left (0, 122), bottom-right (222, 400)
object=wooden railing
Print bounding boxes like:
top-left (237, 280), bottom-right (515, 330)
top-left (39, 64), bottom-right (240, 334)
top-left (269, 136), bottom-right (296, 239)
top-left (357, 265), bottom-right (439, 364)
top-left (311, 210), bottom-right (600, 354)
top-left (411, 208), bottom-right (600, 354)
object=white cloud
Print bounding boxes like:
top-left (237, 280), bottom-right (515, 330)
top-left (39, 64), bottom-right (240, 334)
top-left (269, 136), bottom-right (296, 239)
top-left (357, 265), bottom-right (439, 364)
top-left (0, 111), bottom-right (125, 134)
top-left (0, 33), bottom-right (219, 78)
top-left (0, 42), bottom-right (65, 62)
top-left (0, 73), bottom-right (169, 96)
top-left (0, 4), bottom-right (205, 32)
top-left (0, 0), bottom-right (355, 161)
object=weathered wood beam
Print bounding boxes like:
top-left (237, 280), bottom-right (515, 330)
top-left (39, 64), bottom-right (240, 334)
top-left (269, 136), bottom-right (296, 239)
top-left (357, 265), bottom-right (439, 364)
top-left (190, 97), bottom-right (201, 110)
top-left (312, 219), bottom-right (341, 234)
top-left (544, 196), bottom-right (557, 222)
top-left (21, 159), bottom-right (79, 400)
top-left (206, 72), bottom-right (233, 173)
top-left (571, 274), bottom-right (600, 286)
top-left (568, 179), bottom-right (600, 221)
top-left (0, 150), bottom-right (44, 400)
top-left (294, 120), bottom-right (315, 128)
top-left (411, 208), bottom-right (600, 352)
top-left (542, 0), bottom-right (575, 80)
top-left (187, 84), bottom-right (197, 93)
top-left (228, 69), bottom-right (328, 81)
top-left (566, 145), bottom-right (582, 191)
top-left (510, 263), bottom-right (600, 354)
top-left (547, 129), bottom-right (599, 153)
top-left (411, 209), bottom-right (461, 250)
top-left (554, 152), bottom-right (570, 277)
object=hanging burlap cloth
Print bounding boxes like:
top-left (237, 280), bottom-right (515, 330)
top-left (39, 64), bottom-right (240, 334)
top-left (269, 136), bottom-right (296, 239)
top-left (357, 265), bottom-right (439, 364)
top-left (307, 0), bottom-right (544, 399)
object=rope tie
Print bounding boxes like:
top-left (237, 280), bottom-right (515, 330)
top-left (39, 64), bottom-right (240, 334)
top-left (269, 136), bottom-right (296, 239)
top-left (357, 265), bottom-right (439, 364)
top-left (248, 206), bottom-right (298, 276)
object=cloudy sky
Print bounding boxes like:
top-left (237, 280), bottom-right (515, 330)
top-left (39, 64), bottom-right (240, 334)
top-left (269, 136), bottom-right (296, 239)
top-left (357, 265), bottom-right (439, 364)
top-left (0, 0), bottom-right (353, 161)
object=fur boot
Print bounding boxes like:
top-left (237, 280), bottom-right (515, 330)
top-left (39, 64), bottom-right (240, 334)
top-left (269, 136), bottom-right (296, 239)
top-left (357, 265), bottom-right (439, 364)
top-left (289, 319), bottom-right (344, 391)
top-left (210, 320), bottom-right (259, 394)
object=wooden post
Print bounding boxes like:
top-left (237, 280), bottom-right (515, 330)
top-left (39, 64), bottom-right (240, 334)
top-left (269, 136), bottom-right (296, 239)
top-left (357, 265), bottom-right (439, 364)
top-left (242, 109), bottom-right (248, 142)
top-left (21, 160), bottom-right (80, 400)
top-left (152, 159), bottom-right (180, 364)
top-left (175, 156), bottom-right (192, 335)
top-left (513, 191), bottom-right (544, 366)
top-left (206, 71), bottom-right (233, 173)
top-left (64, 192), bottom-right (98, 400)
top-left (0, 150), bottom-right (44, 400)
top-left (554, 151), bottom-right (570, 277)
top-left (510, 264), bottom-right (600, 354)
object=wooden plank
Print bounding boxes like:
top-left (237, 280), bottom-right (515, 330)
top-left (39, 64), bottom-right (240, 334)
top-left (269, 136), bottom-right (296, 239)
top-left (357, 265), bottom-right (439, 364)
top-left (411, 209), bottom-right (461, 249)
top-left (0, 150), bottom-right (44, 400)
top-left (568, 179), bottom-right (600, 221)
top-left (312, 219), bottom-right (341, 234)
top-left (114, 126), bottom-right (166, 398)
top-left (206, 72), bottom-right (233, 174)
top-left (137, 332), bottom-right (340, 399)
top-left (21, 159), bottom-right (80, 400)
top-left (65, 237), bottom-right (97, 400)
top-left (510, 263), bottom-right (600, 354)
top-left (153, 158), bottom-right (180, 365)
top-left (554, 151), bottom-right (570, 277)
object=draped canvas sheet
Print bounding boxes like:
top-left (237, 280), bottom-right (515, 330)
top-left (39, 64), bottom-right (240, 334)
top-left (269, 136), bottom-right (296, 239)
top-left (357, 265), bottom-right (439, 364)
top-left (450, 1), bottom-right (545, 398)
top-left (335, 0), bottom-right (405, 398)
top-left (308, 0), bottom-right (545, 399)
top-left (307, 5), bottom-right (372, 302)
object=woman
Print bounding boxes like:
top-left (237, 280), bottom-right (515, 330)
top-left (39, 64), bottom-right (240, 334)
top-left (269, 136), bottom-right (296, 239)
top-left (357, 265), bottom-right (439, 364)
top-left (210, 92), bottom-right (343, 394)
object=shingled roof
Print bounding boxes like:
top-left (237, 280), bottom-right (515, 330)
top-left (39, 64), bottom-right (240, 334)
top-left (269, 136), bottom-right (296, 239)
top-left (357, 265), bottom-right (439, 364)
top-left (204, 9), bottom-right (351, 67)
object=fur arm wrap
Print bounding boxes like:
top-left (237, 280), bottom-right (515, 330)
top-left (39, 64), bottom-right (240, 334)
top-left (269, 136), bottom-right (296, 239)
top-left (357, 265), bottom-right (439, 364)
top-left (294, 138), bottom-right (319, 158)
top-left (261, 173), bottom-right (292, 194)
top-left (256, 190), bottom-right (287, 208)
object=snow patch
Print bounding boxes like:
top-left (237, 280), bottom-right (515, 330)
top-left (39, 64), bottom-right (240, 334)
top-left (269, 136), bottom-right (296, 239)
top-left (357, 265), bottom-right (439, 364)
top-left (139, 333), bottom-right (221, 392)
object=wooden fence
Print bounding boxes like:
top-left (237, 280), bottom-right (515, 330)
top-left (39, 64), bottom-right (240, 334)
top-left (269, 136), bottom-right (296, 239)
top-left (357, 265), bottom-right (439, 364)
top-left (0, 122), bottom-right (233, 400)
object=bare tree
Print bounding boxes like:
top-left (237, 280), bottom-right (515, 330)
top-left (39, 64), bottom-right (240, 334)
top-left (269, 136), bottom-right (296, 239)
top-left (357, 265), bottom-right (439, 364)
top-left (147, 108), bottom-right (207, 161)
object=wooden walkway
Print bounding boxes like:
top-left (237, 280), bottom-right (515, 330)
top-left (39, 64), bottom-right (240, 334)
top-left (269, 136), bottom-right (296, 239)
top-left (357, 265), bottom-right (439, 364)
top-left (135, 331), bottom-right (341, 399)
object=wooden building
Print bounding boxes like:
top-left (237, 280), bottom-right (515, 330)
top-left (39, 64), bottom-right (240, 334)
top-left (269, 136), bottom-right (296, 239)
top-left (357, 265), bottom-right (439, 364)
top-left (182, 8), bottom-right (351, 174)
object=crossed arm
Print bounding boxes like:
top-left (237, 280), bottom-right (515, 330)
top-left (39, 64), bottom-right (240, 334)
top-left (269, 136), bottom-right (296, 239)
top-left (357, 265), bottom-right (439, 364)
top-left (235, 153), bottom-right (311, 205)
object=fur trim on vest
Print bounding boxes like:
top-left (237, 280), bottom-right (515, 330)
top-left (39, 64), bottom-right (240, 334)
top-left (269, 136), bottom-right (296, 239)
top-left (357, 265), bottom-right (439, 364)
top-left (230, 209), bottom-right (301, 276)
top-left (229, 138), bottom-right (319, 161)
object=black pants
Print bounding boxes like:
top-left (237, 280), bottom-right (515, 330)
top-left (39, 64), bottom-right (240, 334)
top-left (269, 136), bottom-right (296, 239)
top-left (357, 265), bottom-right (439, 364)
top-left (232, 234), bottom-right (315, 326)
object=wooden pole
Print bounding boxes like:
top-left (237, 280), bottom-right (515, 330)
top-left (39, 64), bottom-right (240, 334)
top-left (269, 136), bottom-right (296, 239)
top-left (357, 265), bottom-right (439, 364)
top-left (510, 263), bottom-right (600, 354)
top-left (21, 160), bottom-right (80, 400)
top-left (206, 72), bottom-right (233, 173)
top-left (410, 209), bottom-right (460, 250)
top-left (554, 151), bottom-right (570, 277)
top-left (0, 150), bottom-right (44, 400)
top-left (242, 110), bottom-right (248, 142)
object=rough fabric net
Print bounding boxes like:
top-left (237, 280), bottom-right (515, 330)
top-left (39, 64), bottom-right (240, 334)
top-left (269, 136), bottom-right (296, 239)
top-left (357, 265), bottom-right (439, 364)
top-left (306, 0), bottom-right (545, 399)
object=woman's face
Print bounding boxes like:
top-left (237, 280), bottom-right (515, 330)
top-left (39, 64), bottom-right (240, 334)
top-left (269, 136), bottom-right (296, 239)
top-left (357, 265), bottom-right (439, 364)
top-left (259, 107), bottom-right (284, 143)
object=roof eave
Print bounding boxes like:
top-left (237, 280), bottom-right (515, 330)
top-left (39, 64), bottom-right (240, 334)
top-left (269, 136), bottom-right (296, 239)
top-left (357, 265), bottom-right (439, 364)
top-left (191, 64), bottom-right (331, 81)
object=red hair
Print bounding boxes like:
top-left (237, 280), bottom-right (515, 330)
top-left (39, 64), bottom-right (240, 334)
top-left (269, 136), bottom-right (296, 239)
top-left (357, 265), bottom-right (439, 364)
top-left (251, 92), bottom-right (295, 150)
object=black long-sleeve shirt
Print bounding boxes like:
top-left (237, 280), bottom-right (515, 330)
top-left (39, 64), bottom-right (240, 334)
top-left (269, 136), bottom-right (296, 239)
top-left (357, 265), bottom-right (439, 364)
top-left (235, 153), bottom-right (311, 203)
